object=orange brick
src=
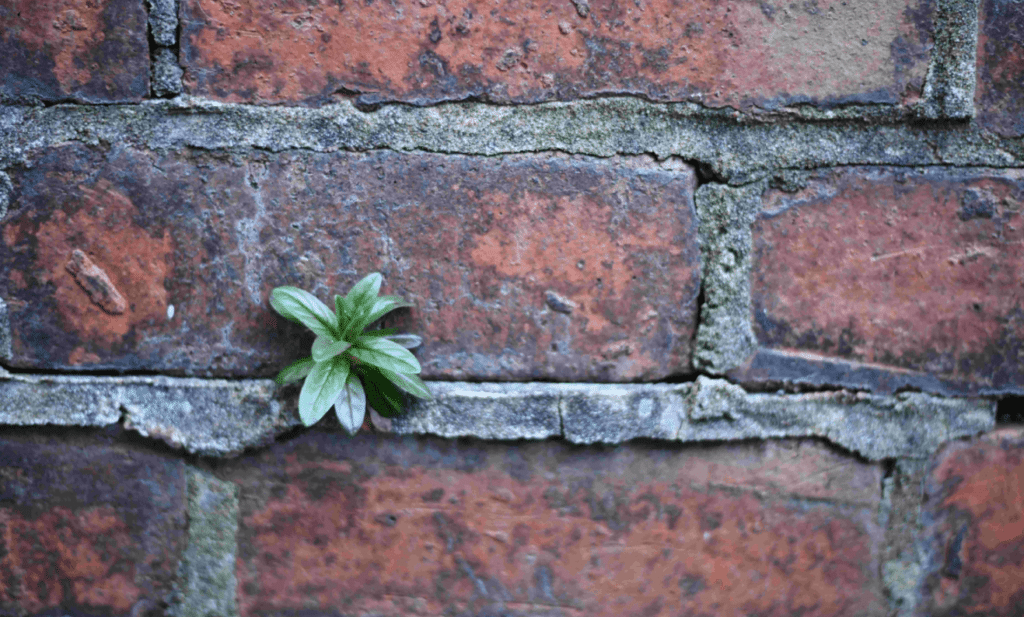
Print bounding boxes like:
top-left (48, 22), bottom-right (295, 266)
top-left (226, 433), bottom-right (886, 617)
top-left (0, 0), bottom-right (149, 103)
top-left (179, 0), bottom-right (933, 109)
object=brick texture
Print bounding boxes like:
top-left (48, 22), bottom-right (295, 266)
top-left (0, 0), bottom-right (149, 104)
top-left (0, 433), bottom-right (187, 616)
top-left (226, 433), bottom-right (885, 617)
top-left (919, 428), bottom-right (1024, 616)
top-left (977, 0), bottom-right (1024, 137)
top-left (737, 167), bottom-right (1024, 395)
top-left (0, 145), bottom-right (700, 380)
top-left (179, 0), bottom-right (933, 108)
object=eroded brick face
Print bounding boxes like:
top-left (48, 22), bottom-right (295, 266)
top-left (744, 167), bottom-right (1024, 395)
top-left (1, 145), bottom-right (699, 380)
top-left (226, 433), bottom-right (885, 617)
top-left (179, 0), bottom-right (934, 108)
top-left (0, 434), bottom-right (187, 615)
top-left (0, 0), bottom-right (149, 103)
top-left (977, 0), bottom-right (1024, 137)
top-left (919, 428), bottom-right (1024, 616)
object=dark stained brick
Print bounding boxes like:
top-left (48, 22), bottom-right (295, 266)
top-left (225, 433), bottom-right (885, 617)
top-left (0, 433), bottom-right (187, 616)
top-left (179, 0), bottom-right (934, 109)
top-left (738, 167), bottom-right (1024, 396)
top-left (977, 0), bottom-right (1024, 137)
top-left (0, 145), bottom-right (700, 380)
top-left (0, 0), bottom-right (150, 104)
top-left (919, 428), bottom-right (1024, 616)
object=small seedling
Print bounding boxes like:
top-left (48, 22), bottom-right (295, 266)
top-left (270, 273), bottom-right (432, 433)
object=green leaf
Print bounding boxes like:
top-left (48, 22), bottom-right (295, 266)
top-left (348, 297), bottom-right (414, 335)
top-left (360, 328), bottom-right (398, 338)
top-left (384, 333), bottom-right (422, 349)
top-left (345, 272), bottom-right (382, 308)
top-left (311, 335), bottom-right (351, 362)
top-left (334, 373), bottom-right (366, 434)
top-left (360, 366), bottom-right (404, 417)
top-left (270, 287), bottom-right (338, 338)
top-left (335, 294), bottom-right (355, 322)
top-left (298, 356), bottom-right (351, 426)
top-left (379, 367), bottom-right (433, 400)
top-left (349, 335), bottom-right (421, 374)
top-left (274, 357), bottom-right (315, 385)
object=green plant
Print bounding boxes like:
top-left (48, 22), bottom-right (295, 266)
top-left (270, 273), bottom-right (432, 433)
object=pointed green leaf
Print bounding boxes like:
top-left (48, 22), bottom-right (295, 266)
top-left (360, 366), bottom-right (404, 418)
top-left (349, 336), bottom-right (421, 374)
top-left (298, 356), bottom-right (350, 426)
top-left (384, 333), bottom-right (422, 349)
top-left (334, 373), bottom-right (366, 434)
top-left (311, 335), bottom-right (351, 362)
top-left (347, 297), bottom-right (414, 335)
top-left (270, 287), bottom-right (338, 338)
top-left (345, 272), bottom-right (382, 308)
top-left (274, 357), bottom-right (315, 385)
top-left (379, 368), bottom-right (433, 400)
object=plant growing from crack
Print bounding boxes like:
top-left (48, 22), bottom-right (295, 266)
top-left (271, 273), bottom-right (432, 433)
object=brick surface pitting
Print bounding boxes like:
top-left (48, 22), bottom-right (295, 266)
top-left (1, 146), bottom-right (700, 380)
top-left (226, 432), bottom-right (886, 617)
top-left (736, 167), bottom-right (1024, 396)
top-left (918, 428), bottom-right (1024, 615)
top-left (0, 0), bottom-right (150, 104)
top-left (0, 434), bottom-right (187, 615)
top-left (179, 0), bottom-right (934, 109)
top-left (977, 0), bottom-right (1024, 137)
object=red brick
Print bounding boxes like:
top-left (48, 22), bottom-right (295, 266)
top-left (226, 433), bottom-right (885, 617)
top-left (179, 0), bottom-right (933, 108)
top-left (977, 0), bottom-right (1024, 137)
top-left (0, 434), bottom-right (187, 615)
top-left (0, 0), bottom-right (149, 103)
top-left (919, 428), bottom-right (1024, 615)
top-left (742, 167), bottom-right (1024, 395)
top-left (0, 146), bottom-right (699, 380)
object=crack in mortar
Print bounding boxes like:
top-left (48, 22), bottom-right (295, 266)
top-left (1, 98), bottom-right (1020, 186)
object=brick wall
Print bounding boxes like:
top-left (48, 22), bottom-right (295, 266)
top-left (0, 0), bottom-right (1022, 615)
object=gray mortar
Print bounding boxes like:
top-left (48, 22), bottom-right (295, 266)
top-left (0, 170), bottom-right (11, 220)
top-left (371, 381), bottom-right (562, 440)
top-left (879, 459), bottom-right (931, 616)
top-left (168, 468), bottom-right (239, 617)
top-left (147, 0), bottom-right (178, 47)
top-left (693, 182), bottom-right (763, 374)
top-left (917, 0), bottom-right (979, 120)
top-left (0, 374), bottom-right (995, 460)
top-left (0, 297), bottom-right (10, 362)
top-left (0, 372), bottom-right (298, 454)
top-left (152, 48), bottom-right (184, 98)
top-left (0, 98), bottom-right (1019, 185)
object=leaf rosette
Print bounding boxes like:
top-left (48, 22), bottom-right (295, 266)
top-left (270, 273), bottom-right (431, 433)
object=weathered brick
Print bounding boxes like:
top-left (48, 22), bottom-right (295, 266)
top-left (0, 433), bottom-right (187, 615)
top-left (0, 145), bottom-right (699, 380)
top-left (226, 433), bottom-right (885, 617)
top-left (0, 0), bottom-right (150, 104)
top-left (179, 0), bottom-right (934, 109)
top-left (735, 167), bottom-right (1024, 396)
top-left (918, 428), bottom-right (1024, 615)
top-left (977, 0), bottom-right (1024, 137)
